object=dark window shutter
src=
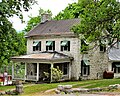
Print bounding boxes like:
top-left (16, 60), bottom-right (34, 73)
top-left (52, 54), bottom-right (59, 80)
top-left (81, 60), bottom-right (83, 76)
top-left (88, 65), bottom-right (90, 75)
top-left (53, 41), bottom-right (55, 50)
top-left (68, 41), bottom-right (70, 51)
top-left (39, 41), bottom-right (41, 51)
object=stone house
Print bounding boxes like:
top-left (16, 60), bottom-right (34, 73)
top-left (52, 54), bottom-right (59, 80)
top-left (11, 14), bottom-right (120, 82)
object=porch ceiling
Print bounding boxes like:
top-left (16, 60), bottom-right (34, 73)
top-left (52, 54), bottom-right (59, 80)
top-left (11, 51), bottom-right (73, 63)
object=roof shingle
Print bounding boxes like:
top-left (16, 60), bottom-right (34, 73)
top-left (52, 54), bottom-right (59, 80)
top-left (26, 18), bottom-right (80, 37)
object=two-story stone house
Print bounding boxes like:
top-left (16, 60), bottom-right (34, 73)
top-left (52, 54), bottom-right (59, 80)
top-left (11, 14), bottom-right (120, 82)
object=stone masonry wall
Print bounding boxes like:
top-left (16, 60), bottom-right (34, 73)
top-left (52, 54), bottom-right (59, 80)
top-left (86, 46), bottom-right (111, 80)
top-left (27, 36), bottom-right (111, 80)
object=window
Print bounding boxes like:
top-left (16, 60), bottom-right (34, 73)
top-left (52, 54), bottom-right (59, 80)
top-left (100, 44), bottom-right (106, 52)
top-left (46, 41), bottom-right (55, 51)
top-left (63, 64), bottom-right (68, 75)
top-left (33, 41), bottom-right (41, 51)
top-left (112, 62), bottom-right (120, 73)
top-left (61, 40), bottom-right (70, 51)
top-left (81, 60), bottom-right (90, 76)
top-left (99, 40), bottom-right (106, 52)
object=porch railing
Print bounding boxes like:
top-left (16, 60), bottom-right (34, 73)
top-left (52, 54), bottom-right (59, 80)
top-left (26, 75), bottom-right (37, 81)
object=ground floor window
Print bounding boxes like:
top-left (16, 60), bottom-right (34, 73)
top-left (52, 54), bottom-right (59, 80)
top-left (54, 63), bottom-right (69, 75)
top-left (112, 62), bottom-right (120, 73)
top-left (63, 63), bottom-right (68, 75)
top-left (81, 60), bottom-right (90, 76)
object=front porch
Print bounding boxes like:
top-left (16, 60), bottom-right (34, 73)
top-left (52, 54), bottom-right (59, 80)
top-left (11, 51), bottom-right (73, 82)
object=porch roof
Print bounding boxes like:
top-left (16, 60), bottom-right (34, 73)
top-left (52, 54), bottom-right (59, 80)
top-left (11, 51), bottom-right (73, 63)
top-left (108, 45), bottom-right (120, 61)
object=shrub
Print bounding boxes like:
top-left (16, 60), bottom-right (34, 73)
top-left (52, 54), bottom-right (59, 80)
top-left (52, 66), bottom-right (63, 82)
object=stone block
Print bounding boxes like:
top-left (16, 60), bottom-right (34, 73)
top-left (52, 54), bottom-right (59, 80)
top-left (89, 87), bottom-right (102, 92)
top-left (72, 88), bottom-right (81, 92)
top-left (57, 85), bottom-right (64, 91)
top-left (55, 89), bottom-right (61, 94)
top-left (0, 92), bottom-right (6, 95)
top-left (79, 88), bottom-right (89, 92)
top-left (64, 85), bottom-right (72, 89)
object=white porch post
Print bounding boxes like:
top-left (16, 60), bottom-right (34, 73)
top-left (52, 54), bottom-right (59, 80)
top-left (69, 62), bottom-right (71, 80)
top-left (37, 63), bottom-right (39, 81)
top-left (50, 63), bottom-right (53, 83)
top-left (24, 63), bottom-right (27, 80)
top-left (12, 63), bottom-right (14, 79)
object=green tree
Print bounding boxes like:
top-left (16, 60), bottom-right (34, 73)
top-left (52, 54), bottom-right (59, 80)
top-left (0, 0), bottom-right (36, 20)
top-left (54, 3), bottom-right (81, 20)
top-left (72, 0), bottom-right (120, 47)
top-left (0, 0), bottom-right (36, 71)
top-left (17, 32), bottom-right (26, 55)
top-left (54, 0), bottom-right (91, 20)
top-left (24, 8), bottom-right (52, 32)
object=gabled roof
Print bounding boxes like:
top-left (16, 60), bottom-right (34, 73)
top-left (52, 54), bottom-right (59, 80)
top-left (11, 51), bottom-right (73, 63)
top-left (108, 48), bottom-right (120, 61)
top-left (108, 43), bottom-right (120, 61)
top-left (26, 18), bottom-right (80, 37)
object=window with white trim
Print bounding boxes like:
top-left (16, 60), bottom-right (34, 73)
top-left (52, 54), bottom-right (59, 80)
top-left (81, 60), bottom-right (90, 76)
top-left (33, 41), bottom-right (41, 51)
top-left (100, 44), bottom-right (106, 52)
top-left (46, 41), bottom-right (55, 51)
top-left (112, 62), bottom-right (120, 73)
top-left (61, 40), bottom-right (70, 51)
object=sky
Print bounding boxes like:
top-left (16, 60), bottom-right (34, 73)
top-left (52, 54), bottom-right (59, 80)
top-left (10, 0), bottom-right (78, 31)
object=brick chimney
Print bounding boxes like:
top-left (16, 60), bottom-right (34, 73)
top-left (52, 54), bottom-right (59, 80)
top-left (41, 13), bottom-right (51, 23)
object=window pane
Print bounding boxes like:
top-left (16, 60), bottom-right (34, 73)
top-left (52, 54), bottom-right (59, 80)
top-left (61, 41), bottom-right (68, 46)
top-left (60, 41), bottom-right (70, 51)
top-left (46, 41), bottom-right (53, 46)
top-left (63, 64), bottom-right (68, 75)
top-left (33, 41), bottom-right (39, 46)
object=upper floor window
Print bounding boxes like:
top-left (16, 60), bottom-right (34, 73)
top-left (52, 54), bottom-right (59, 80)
top-left (100, 44), bottom-right (106, 52)
top-left (33, 41), bottom-right (41, 51)
top-left (46, 41), bottom-right (55, 51)
top-left (61, 40), bottom-right (70, 51)
top-left (99, 40), bottom-right (106, 52)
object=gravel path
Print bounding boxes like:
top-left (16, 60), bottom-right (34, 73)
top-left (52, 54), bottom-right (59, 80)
top-left (30, 93), bottom-right (120, 96)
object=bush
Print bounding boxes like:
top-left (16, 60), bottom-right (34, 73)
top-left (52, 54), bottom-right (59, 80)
top-left (52, 66), bottom-right (63, 82)
top-left (43, 66), bottom-right (63, 82)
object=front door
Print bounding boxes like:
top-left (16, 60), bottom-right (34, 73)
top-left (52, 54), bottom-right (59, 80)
top-left (39, 64), bottom-right (51, 81)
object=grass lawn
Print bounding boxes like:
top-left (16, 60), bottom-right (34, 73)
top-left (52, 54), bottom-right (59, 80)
top-left (23, 79), bottom-right (120, 95)
top-left (0, 79), bottom-right (120, 95)
top-left (0, 85), bottom-right (15, 91)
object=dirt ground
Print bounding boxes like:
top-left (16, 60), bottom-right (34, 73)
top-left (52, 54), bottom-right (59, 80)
top-left (29, 89), bottom-right (120, 96)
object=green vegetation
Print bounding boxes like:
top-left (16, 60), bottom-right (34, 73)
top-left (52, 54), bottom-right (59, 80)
top-left (0, 0), bottom-right (36, 73)
top-left (0, 85), bottom-right (15, 91)
top-left (23, 79), bottom-right (120, 95)
top-left (1, 79), bottom-right (120, 95)
top-left (72, 0), bottom-right (120, 48)
top-left (24, 8), bottom-right (52, 32)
